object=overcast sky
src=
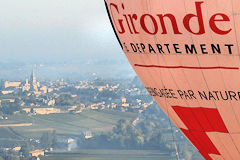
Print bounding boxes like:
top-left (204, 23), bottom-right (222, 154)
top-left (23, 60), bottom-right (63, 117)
top-left (0, 0), bottom-right (123, 63)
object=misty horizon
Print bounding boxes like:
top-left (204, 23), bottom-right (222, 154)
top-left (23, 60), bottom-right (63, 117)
top-left (0, 0), bottom-right (134, 80)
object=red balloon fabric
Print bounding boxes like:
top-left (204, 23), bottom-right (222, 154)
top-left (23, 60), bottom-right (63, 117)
top-left (105, 0), bottom-right (240, 159)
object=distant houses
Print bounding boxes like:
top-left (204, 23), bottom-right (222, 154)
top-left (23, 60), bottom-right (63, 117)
top-left (1, 69), bottom-right (47, 95)
top-left (23, 108), bottom-right (61, 115)
top-left (30, 149), bottom-right (44, 158)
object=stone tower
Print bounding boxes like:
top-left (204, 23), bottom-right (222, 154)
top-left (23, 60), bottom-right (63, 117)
top-left (30, 69), bottom-right (38, 91)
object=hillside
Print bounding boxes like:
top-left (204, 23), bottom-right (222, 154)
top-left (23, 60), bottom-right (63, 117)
top-left (0, 110), bottom-right (138, 138)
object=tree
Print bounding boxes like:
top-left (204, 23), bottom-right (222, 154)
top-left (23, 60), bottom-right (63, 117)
top-left (0, 103), bottom-right (20, 115)
top-left (40, 131), bottom-right (56, 148)
top-left (52, 130), bottom-right (57, 148)
top-left (145, 131), bottom-right (168, 150)
top-left (5, 155), bottom-right (20, 160)
top-left (183, 150), bottom-right (193, 160)
top-left (20, 144), bottom-right (30, 158)
top-left (110, 119), bottom-right (145, 149)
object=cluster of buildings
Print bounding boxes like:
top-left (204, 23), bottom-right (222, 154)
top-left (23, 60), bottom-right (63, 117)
top-left (74, 81), bottom-right (120, 92)
top-left (0, 70), bottom-right (154, 116)
top-left (2, 70), bottom-right (46, 95)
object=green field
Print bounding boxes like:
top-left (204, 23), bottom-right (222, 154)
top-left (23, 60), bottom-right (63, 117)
top-left (42, 149), bottom-right (172, 160)
top-left (0, 110), bottom-right (138, 138)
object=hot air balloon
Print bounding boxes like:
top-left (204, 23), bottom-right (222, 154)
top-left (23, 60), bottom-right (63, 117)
top-left (105, 0), bottom-right (240, 159)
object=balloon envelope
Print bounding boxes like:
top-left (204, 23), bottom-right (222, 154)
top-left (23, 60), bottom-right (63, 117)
top-left (105, 0), bottom-right (240, 159)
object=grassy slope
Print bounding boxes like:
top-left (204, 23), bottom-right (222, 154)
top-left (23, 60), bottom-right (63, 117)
top-left (0, 128), bottom-right (22, 140)
top-left (42, 149), bottom-right (172, 160)
top-left (0, 110), bottom-right (138, 138)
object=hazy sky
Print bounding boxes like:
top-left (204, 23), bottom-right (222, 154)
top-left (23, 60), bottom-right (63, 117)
top-left (0, 0), bottom-right (134, 79)
top-left (0, 0), bottom-right (122, 62)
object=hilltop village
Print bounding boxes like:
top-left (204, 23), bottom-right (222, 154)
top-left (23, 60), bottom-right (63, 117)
top-left (0, 70), bottom-right (153, 117)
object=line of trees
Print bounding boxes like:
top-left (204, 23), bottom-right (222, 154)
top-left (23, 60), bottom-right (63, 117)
top-left (78, 119), bottom-right (170, 151)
